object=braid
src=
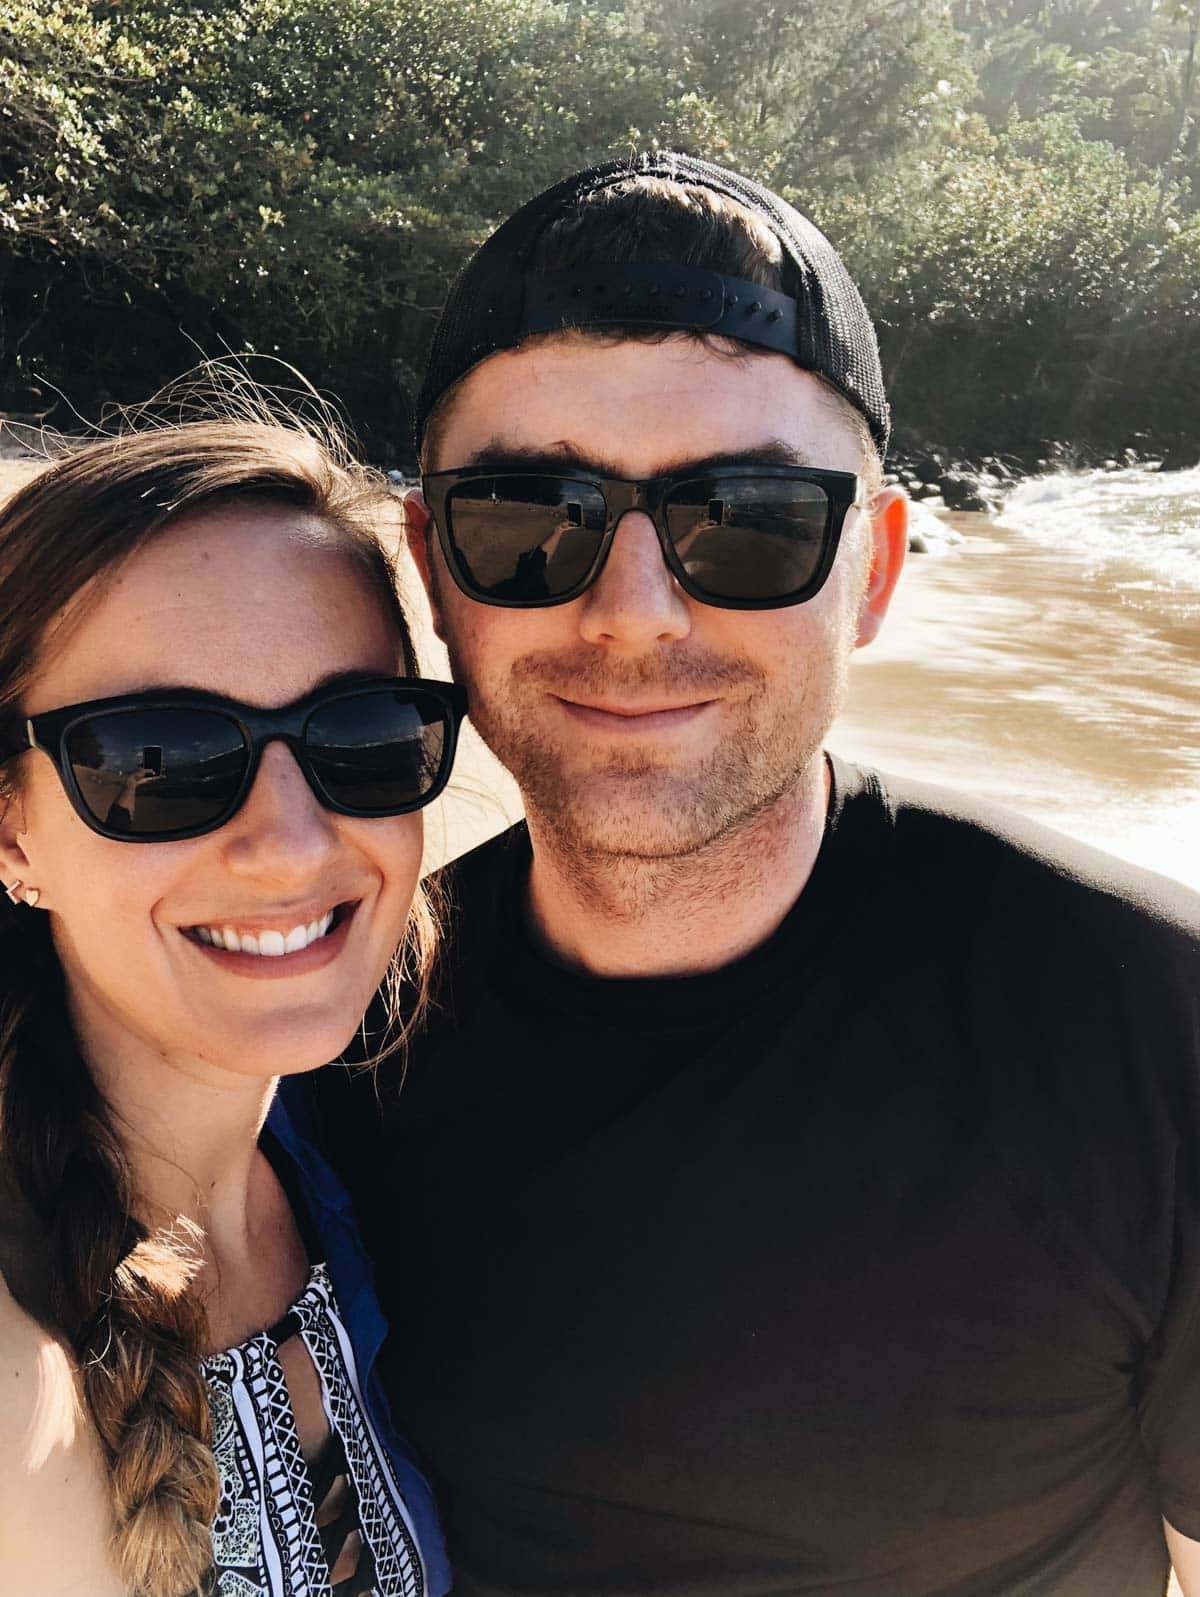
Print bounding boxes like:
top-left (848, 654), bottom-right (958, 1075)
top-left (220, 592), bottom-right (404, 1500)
top-left (0, 909), bottom-right (219, 1596)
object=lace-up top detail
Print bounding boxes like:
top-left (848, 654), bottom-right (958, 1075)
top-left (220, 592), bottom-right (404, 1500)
top-left (202, 1262), bottom-right (425, 1597)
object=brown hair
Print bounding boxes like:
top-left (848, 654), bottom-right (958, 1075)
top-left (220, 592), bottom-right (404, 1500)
top-left (423, 174), bottom-right (883, 491)
top-left (0, 414), bottom-right (434, 1595)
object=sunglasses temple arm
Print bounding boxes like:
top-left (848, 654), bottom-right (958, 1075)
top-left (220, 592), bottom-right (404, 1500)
top-left (0, 718), bottom-right (35, 760)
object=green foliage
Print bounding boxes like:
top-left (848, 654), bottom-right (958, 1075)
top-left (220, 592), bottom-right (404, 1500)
top-left (2, 0), bottom-right (1199, 458)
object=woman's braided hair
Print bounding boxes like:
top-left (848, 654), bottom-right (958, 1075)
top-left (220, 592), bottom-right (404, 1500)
top-left (0, 379), bottom-right (434, 1595)
top-left (1, 921), bottom-right (219, 1593)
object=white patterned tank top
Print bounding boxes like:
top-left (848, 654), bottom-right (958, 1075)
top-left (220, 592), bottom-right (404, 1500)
top-left (202, 1262), bottom-right (426, 1597)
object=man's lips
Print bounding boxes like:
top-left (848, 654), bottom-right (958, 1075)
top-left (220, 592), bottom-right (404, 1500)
top-left (551, 695), bottom-right (718, 733)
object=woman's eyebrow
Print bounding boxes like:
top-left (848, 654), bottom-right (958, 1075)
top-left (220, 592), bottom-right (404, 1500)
top-left (305, 667), bottom-right (392, 693)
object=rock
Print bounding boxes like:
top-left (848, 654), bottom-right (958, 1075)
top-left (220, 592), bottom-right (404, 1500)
top-left (1159, 442), bottom-right (1199, 472)
top-left (978, 454), bottom-right (1020, 483)
top-left (906, 500), bottom-right (963, 555)
top-left (938, 471), bottom-right (996, 513)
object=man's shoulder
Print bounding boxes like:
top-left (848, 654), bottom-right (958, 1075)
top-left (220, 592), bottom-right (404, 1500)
top-left (848, 764), bottom-right (1198, 1218)
top-left (434, 818), bottom-right (530, 891)
top-left (853, 761), bottom-right (1200, 958)
top-left (430, 819), bottom-right (531, 942)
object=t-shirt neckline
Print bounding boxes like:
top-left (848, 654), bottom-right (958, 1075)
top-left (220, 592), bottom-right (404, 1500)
top-left (496, 753), bottom-right (890, 1030)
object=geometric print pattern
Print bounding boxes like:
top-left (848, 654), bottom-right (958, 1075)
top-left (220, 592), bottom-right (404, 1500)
top-left (202, 1263), bottom-right (426, 1597)
top-left (293, 1266), bottom-right (425, 1597)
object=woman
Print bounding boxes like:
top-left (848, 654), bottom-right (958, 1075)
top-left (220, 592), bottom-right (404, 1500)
top-left (0, 417), bottom-right (462, 1596)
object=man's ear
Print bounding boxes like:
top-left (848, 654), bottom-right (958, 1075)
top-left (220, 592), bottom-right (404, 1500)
top-left (403, 488), bottom-right (447, 642)
top-left (855, 485), bottom-right (908, 648)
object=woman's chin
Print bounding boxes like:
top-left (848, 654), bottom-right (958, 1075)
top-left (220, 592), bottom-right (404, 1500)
top-left (199, 1006), bottom-right (377, 1083)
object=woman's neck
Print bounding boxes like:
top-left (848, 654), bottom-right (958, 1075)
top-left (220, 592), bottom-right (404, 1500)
top-left (66, 985), bottom-right (288, 1298)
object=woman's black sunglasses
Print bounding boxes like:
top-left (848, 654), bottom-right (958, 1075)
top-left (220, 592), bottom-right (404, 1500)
top-left (420, 463), bottom-right (864, 610)
top-left (0, 676), bottom-right (467, 844)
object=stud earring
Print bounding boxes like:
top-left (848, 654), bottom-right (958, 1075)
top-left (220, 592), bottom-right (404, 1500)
top-left (22, 888), bottom-right (39, 909)
top-left (3, 880), bottom-right (23, 905)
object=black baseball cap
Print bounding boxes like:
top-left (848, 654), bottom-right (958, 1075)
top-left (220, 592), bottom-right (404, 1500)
top-left (415, 151), bottom-right (889, 458)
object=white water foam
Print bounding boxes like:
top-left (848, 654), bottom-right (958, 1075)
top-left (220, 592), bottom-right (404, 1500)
top-left (998, 465), bottom-right (1200, 592)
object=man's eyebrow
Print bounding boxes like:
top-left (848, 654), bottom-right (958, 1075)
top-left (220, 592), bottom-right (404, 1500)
top-left (455, 440), bottom-right (622, 475)
top-left (652, 441), bottom-right (821, 474)
top-left (453, 438), bottom-right (821, 476)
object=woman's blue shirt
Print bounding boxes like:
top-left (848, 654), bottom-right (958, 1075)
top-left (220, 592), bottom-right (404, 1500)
top-left (266, 1085), bottom-right (451, 1596)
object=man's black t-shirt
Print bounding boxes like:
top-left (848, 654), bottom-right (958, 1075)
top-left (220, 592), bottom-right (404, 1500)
top-left (311, 758), bottom-right (1200, 1596)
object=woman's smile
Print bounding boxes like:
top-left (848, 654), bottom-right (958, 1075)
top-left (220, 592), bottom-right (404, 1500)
top-left (181, 899), bottom-right (358, 976)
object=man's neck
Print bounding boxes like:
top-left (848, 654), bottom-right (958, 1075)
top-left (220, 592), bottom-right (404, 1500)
top-left (523, 757), bottom-right (830, 978)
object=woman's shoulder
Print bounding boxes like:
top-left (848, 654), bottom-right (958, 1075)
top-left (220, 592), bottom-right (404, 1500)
top-left (0, 1265), bottom-right (75, 1505)
top-left (0, 1268), bottom-right (125, 1592)
top-left (0, 1264), bottom-right (72, 1458)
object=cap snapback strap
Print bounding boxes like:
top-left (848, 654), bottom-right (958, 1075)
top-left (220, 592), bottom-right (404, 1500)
top-left (520, 263), bottom-right (798, 359)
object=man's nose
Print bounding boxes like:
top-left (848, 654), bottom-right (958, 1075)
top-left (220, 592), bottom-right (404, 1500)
top-left (577, 510), bottom-right (692, 649)
top-left (220, 740), bottom-right (341, 881)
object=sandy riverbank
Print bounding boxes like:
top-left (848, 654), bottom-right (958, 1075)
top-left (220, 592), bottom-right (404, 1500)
top-left (833, 510), bottom-right (1200, 890)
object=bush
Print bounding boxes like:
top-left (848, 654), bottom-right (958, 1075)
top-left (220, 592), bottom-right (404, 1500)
top-left (2, 0), bottom-right (1198, 461)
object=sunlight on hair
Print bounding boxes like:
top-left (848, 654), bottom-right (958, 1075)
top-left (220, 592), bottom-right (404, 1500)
top-left (4, 353), bottom-right (364, 476)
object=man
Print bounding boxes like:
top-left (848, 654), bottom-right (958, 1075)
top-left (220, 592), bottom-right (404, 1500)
top-left (313, 154), bottom-right (1200, 1594)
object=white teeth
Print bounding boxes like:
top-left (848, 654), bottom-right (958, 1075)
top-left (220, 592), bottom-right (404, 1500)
top-left (193, 910), bottom-right (340, 956)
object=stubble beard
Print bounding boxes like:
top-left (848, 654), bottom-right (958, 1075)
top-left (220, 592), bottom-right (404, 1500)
top-left (447, 626), bottom-right (856, 870)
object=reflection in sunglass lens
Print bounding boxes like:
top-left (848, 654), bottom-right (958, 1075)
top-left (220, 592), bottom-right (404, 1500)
top-left (446, 476), bottom-right (607, 600)
top-left (64, 709), bottom-right (247, 837)
top-left (664, 476), bottom-right (831, 600)
top-left (305, 689), bottom-right (446, 812)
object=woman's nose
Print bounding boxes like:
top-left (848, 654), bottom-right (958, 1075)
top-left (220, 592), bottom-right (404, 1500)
top-left (220, 740), bottom-right (340, 882)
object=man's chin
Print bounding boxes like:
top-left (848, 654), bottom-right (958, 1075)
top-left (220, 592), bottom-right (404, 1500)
top-left (523, 768), bottom-right (758, 861)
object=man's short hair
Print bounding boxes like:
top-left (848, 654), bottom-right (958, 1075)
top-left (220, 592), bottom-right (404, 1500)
top-left (417, 153), bottom-right (888, 490)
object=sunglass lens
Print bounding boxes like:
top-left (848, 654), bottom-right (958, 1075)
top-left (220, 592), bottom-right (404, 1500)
top-left (64, 709), bottom-right (246, 837)
top-left (664, 476), bottom-right (832, 601)
top-left (304, 688), bottom-right (449, 813)
top-left (445, 476), bottom-right (607, 601)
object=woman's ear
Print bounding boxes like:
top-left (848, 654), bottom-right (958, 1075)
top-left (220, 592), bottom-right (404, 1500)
top-left (0, 792), bottom-right (37, 906)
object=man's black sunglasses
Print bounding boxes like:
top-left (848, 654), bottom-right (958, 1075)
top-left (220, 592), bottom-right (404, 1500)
top-left (420, 463), bottom-right (864, 610)
top-left (0, 677), bottom-right (467, 844)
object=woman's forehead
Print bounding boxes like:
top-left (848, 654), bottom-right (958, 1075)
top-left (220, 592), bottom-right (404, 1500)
top-left (25, 505), bottom-right (401, 714)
